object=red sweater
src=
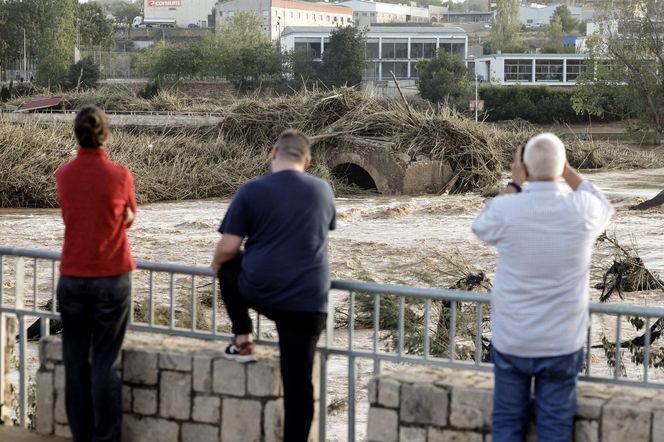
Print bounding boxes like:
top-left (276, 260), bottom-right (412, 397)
top-left (55, 148), bottom-right (137, 277)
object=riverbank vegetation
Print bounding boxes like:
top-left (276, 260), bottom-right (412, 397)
top-left (1, 89), bottom-right (662, 208)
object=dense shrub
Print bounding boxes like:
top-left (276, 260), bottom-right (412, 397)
top-left (479, 85), bottom-right (623, 124)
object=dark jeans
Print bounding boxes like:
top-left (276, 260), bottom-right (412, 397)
top-left (219, 253), bottom-right (326, 442)
top-left (57, 273), bottom-right (131, 442)
top-left (491, 347), bottom-right (584, 442)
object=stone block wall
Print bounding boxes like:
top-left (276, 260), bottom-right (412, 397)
top-left (367, 366), bottom-right (664, 442)
top-left (37, 332), bottom-right (319, 442)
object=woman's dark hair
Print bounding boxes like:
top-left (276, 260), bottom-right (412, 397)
top-left (74, 106), bottom-right (109, 148)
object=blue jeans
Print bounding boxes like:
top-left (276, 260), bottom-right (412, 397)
top-left (491, 347), bottom-right (583, 442)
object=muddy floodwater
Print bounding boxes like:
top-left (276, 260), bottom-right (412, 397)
top-left (2, 168), bottom-right (664, 440)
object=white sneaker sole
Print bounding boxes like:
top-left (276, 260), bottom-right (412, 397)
top-left (223, 353), bottom-right (257, 363)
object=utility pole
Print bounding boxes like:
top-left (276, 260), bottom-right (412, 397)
top-left (23, 28), bottom-right (27, 81)
top-left (475, 73), bottom-right (479, 122)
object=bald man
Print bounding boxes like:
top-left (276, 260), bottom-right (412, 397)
top-left (472, 133), bottom-right (613, 441)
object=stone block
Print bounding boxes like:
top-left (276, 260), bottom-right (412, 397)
top-left (193, 354), bottom-right (213, 393)
top-left (54, 424), bottom-right (72, 439)
top-left (192, 395), bottom-right (220, 424)
top-left (247, 359), bottom-right (281, 397)
top-left (221, 398), bottom-right (262, 442)
top-left (428, 428), bottom-right (483, 442)
top-left (159, 371), bottom-right (191, 420)
top-left (54, 364), bottom-right (65, 391)
top-left (122, 414), bottom-right (179, 442)
top-left (575, 420), bottom-right (599, 442)
top-left (181, 423), bottom-right (218, 442)
top-left (44, 338), bottom-right (63, 362)
top-left (368, 379), bottom-right (378, 404)
top-left (123, 349), bottom-right (158, 386)
top-left (35, 370), bottom-right (53, 435)
top-left (450, 387), bottom-right (492, 430)
top-left (54, 389), bottom-right (67, 424)
top-left (400, 383), bottom-right (448, 427)
top-left (601, 401), bottom-right (651, 442)
top-left (653, 409), bottom-right (664, 442)
top-left (264, 399), bottom-right (284, 442)
top-left (366, 407), bottom-right (398, 442)
top-left (122, 385), bottom-right (132, 413)
top-left (576, 397), bottom-right (605, 420)
top-left (378, 378), bottom-right (400, 409)
top-left (399, 426), bottom-right (426, 442)
top-left (133, 387), bottom-right (158, 416)
top-left (159, 351), bottom-right (192, 372)
top-left (213, 358), bottom-right (246, 396)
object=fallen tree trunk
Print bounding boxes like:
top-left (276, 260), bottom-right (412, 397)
top-left (631, 190), bottom-right (664, 210)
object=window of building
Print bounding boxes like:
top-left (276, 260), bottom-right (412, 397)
top-left (320, 14), bottom-right (323, 20)
top-left (298, 12), bottom-right (301, 19)
top-left (366, 40), bottom-right (379, 58)
top-left (535, 59), bottom-right (563, 82)
top-left (410, 39), bottom-right (436, 59)
top-left (381, 62), bottom-right (409, 79)
top-left (333, 16), bottom-right (338, 22)
top-left (327, 15), bottom-right (330, 21)
top-left (362, 12), bottom-right (368, 16)
top-left (504, 59), bottom-right (532, 82)
top-left (363, 62), bottom-right (380, 80)
top-left (381, 39), bottom-right (408, 59)
top-left (219, 11), bottom-right (223, 17)
top-left (294, 40), bottom-right (323, 58)
top-left (313, 14), bottom-right (316, 21)
top-left (565, 59), bottom-right (585, 81)
top-left (262, 10), bottom-right (269, 17)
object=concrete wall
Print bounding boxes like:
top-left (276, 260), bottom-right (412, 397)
top-left (37, 333), bottom-right (319, 442)
top-left (367, 366), bottom-right (664, 442)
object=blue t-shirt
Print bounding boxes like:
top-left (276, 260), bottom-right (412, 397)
top-left (219, 170), bottom-right (336, 313)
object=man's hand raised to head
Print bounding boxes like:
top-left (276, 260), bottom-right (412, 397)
top-left (500, 145), bottom-right (527, 195)
top-left (511, 145), bottom-right (527, 186)
top-left (562, 162), bottom-right (584, 191)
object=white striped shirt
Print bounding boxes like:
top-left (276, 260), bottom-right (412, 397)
top-left (472, 181), bottom-right (614, 357)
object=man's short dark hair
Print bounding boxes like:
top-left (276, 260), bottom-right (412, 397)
top-left (276, 130), bottom-right (311, 163)
top-left (74, 106), bottom-right (109, 149)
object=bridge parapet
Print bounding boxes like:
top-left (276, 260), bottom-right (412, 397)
top-left (37, 333), bottom-right (319, 442)
top-left (367, 366), bottom-right (664, 442)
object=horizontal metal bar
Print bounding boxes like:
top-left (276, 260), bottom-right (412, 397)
top-left (4, 248), bottom-right (664, 319)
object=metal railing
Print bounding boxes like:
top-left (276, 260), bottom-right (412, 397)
top-left (1, 246), bottom-right (664, 441)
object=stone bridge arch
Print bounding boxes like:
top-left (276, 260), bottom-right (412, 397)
top-left (327, 149), bottom-right (455, 195)
top-left (328, 151), bottom-right (393, 194)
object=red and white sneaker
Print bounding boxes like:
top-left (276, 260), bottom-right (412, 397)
top-left (223, 340), bottom-right (257, 363)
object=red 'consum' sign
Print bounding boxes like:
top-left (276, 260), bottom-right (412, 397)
top-left (148, 0), bottom-right (181, 6)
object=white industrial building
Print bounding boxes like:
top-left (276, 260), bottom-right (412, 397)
top-left (339, 0), bottom-right (430, 27)
top-left (519, 4), bottom-right (594, 27)
top-left (469, 53), bottom-right (586, 86)
top-left (281, 25), bottom-right (467, 81)
top-left (143, 0), bottom-right (217, 28)
top-left (215, 0), bottom-right (353, 41)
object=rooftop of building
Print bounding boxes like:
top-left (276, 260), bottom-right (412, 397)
top-left (282, 24), bottom-right (467, 35)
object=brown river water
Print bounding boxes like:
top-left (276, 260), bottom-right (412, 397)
top-left (2, 168), bottom-right (663, 439)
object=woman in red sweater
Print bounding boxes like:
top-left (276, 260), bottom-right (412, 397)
top-left (55, 106), bottom-right (137, 442)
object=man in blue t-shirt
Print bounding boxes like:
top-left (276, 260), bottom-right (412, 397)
top-left (211, 129), bottom-right (336, 442)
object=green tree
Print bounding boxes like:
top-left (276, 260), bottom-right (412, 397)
top-left (572, 0), bottom-right (664, 143)
top-left (490, 0), bottom-right (522, 52)
top-left (416, 51), bottom-right (472, 108)
top-left (551, 5), bottom-right (578, 34)
top-left (78, 2), bottom-right (115, 49)
top-left (36, 0), bottom-right (77, 87)
top-left (217, 12), bottom-right (283, 86)
top-left (287, 49), bottom-right (321, 83)
top-left (66, 56), bottom-right (100, 91)
top-left (544, 16), bottom-right (564, 53)
top-left (321, 26), bottom-right (365, 87)
top-left (137, 41), bottom-right (212, 82)
top-left (106, 1), bottom-right (142, 25)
